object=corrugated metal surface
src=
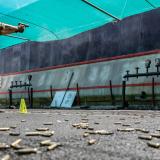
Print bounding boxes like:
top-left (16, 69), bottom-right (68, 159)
top-left (0, 0), bottom-right (160, 49)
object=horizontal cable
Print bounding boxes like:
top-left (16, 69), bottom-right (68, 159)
top-left (4, 34), bottom-right (30, 41)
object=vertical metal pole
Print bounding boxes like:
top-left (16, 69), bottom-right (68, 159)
top-left (9, 89), bottom-right (12, 108)
top-left (30, 88), bottom-right (33, 108)
top-left (152, 77), bottom-right (155, 107)
top-left (122, 81), bottom-right (126, 108)
top-left (50, 85), bottom-right (53, 100)
top-left (76, 83), bottom-right (80, 105)
top-left (109, 80), bottom-right (115, 105)
top-left (28, 87), bottom-right (31, 107)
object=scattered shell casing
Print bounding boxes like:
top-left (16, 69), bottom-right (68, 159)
top-left (21, 120), bottom-right (26, 122)
top-left (107, 132), bottom-right (114, 135)
top-left (88, 139), bottom-right (96, 145)
top-left (88, 127), bottom-right (94, 130)
top-left (47, 142), bottom-right (61, 151)
top-left (134, 121), bottom-right (140, 124)
top-left (122, 124), bottom-right (131, 127)
top-left (95, 130), bottom-right (113, 135)
top-left (36, 128), bottom-right (49, 131)
top-left (76, 126), bottom-right (81, 129)
top-left (151, 133), bottom-right (160, 138)
top-left (80, 123), bottom-right (89, 126)
top-left (83, 133), bottom-right (89, 137)
top-left (25, 132), bottom-right (40, 136)
top-left (43, 122), bottom-right (53, 125)
top-left (85, 131), bottom-right (96, 134)
top-left (114, 122), bottom-right (122, 125)
top-left (9, 132), bottom-right (20, 136)
top-left (40, 140), bottom-right (52, 146)
top-left (11, 139), bottom-right (22, 147)
top-left (138, 135), bottom-right (152, 140)
top-left (81, 118), bottom-right (88, 121)
top-left (119, 118), bottom-right (125, 120)
top-left (1, 154), bottom-right (11, 160)
top-left (117, 128), bottom-right (135, 132)
top-left (10, 126), bottom-right (17, 129)
top-left (0, 143), bottom-right (10, 149)
top-left (141, 129), bottom-right (149, 133)
top-left (41, 131), bottom-right (54, 137)
top-left (81, 126), bottom-right (88, 129)
top-left (101, 131), bottom-right (113, 135)
top-left (147, 142), bottom-right (160, 148)
top-left (11, 139), bottom-right (23, 149)
top-left (73, 123), bottom-right (89, 129)
top-left (135, 128), bottom-right (149, 133)
top-left (82, 121), bottom-right (88, 124)
top-left (12, 145), bottom-right (23, 150)
top-left (41, 133), bottom-right (53, 137)
top-left (15, 148), bottom-right (38, 154)
top-left (72, 124), bottom-right (79, 127)
top-left (0, 128), bottom-right (10, 131)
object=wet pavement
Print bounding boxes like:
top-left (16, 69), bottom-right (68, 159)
top-left (0, 109), bottom-right (160, 160)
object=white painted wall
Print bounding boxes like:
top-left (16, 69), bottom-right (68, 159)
top-left (0, 53), bottom-right (160, 99)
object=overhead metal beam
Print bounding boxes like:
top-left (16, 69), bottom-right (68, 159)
top-left (82, 0), bottom-right (121, 21)
top-left (144, 0), bottom-right (156, 8)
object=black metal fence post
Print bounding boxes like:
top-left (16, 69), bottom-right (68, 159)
top-left (76, 83), bottom-right (80, 105)
top-left (122, 81), bottom-right (126, 108)
top-left (28, 87), bottom-right (31, 107)
top-left (50, 85), bottom-right (53, 100)
top-left (30, 88), bottom-right (33, 108)
top-left (109, 80), bottom-right (115, 105)
top-left (152, 77), bottom-right (155, 107)
top-left (8, 89), bottom-right (12, 108)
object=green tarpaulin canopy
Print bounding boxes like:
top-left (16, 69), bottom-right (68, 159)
top-left (0, 0), bottom-right (160, 49)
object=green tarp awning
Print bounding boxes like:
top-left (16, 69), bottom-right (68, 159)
top-left (0, 0), bottom-right (160, 49)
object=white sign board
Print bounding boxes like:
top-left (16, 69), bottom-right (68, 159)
top-left (51, 91), bottom-right (77, 108)
top-left (51, 91), bottom-right (65, 107)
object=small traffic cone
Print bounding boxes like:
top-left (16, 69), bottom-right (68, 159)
top-left (19, 98), bottom-right (27, 114)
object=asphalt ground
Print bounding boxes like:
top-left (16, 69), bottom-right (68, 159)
top-left (0, 109), bottom-right (160, 160)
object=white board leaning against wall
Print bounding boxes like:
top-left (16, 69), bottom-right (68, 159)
top-left (51, 91), bottom-right (77, 108)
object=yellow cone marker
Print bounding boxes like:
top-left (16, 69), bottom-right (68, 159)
top-left (19, 98), bottom-right (27, 114)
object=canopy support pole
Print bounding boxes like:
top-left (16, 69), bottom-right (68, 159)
top-left (82, 0), bottom-right (121, 21)
top-left (144, 0), bottom-right (156, 8)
